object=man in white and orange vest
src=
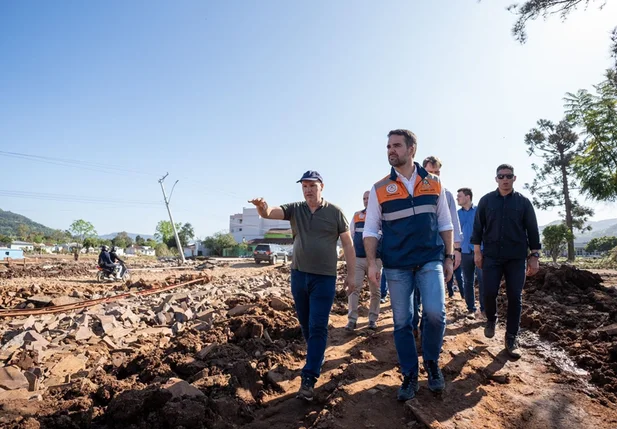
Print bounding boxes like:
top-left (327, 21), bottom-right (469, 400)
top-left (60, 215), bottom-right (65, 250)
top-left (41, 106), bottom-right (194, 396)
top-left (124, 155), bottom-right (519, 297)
top-left (364, 129), bottom-right (454, 401)
top-left (347, 191), bottom-right (383, 331)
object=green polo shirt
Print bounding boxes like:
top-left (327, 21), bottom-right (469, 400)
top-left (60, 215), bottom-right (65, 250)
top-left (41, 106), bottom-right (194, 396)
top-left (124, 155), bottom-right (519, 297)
top-left (280, 200), bottom-right (349, 276)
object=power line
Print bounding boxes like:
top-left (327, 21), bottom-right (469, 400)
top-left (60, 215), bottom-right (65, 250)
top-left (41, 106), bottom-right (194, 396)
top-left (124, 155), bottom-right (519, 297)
top-left (0, 189), bottom-right (162, 207)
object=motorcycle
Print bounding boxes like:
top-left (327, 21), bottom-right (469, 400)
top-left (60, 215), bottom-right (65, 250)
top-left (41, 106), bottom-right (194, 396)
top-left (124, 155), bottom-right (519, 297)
top-left (96, 262), bottom-right (130, 283)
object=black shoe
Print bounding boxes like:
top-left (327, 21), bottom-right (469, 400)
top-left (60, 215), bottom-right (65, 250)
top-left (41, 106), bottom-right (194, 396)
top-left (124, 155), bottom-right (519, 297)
top-left (484, 320), bottom-right (496, 338)
top-left (297, 375), bottom-right (316, 401)
top-left (424, 360), bottom-right (445, 392)
top-left (397, 374), bottom-right (419, 401)
top-left (505, 335), bottom-right (522, 359)
top-left (345, 321), bottom-right (356, 331)
top-left (368, 321), bottom-right (377, 330)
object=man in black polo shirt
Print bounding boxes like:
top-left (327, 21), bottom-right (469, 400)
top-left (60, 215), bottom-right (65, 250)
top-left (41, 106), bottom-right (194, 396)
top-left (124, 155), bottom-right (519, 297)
top-left (249, 170), bottom-right (355, 401)
top-left (471, 164), bottom-right (541, 358)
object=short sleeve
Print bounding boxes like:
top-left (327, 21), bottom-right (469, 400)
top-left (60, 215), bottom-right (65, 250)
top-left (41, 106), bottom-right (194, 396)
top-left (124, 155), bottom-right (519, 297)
top-left (280, 202), bottom-right (296, 221)
top-left (337, 209), bottom-right (349, 235)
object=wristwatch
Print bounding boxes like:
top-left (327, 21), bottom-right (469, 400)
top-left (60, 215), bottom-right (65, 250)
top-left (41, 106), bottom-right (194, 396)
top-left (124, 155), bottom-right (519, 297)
top-left (528, 252), bottom-right (540, 259)
top-left (445, 254), bottom-right (455, 261)
top-left (454, 247), bottom-right (462, 253)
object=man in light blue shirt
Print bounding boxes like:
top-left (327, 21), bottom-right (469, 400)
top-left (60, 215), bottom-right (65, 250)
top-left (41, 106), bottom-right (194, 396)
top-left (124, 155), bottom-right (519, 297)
top-left (457, 187), bottom-right (484, 317)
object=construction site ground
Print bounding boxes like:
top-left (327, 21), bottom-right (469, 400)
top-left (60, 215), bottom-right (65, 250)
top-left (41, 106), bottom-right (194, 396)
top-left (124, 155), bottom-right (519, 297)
top-left (1, 256), bottom-right (617, 429)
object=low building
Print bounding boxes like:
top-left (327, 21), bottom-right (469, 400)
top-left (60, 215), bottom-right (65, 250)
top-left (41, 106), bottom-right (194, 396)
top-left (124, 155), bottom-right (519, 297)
top-left (125, 245), bottom-right (156, 257)
top-left (229, 207), bottom-right (291, 243)
top-left (9, 241), bottom-right (34, 251)
top-left (1, 248), bottom-right (24, 260)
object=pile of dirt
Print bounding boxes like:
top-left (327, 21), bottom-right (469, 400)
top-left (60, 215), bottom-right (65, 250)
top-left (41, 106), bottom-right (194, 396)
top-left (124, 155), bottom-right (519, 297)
top-left (0, 264), bottom-right (92, 280)
top-left (517, 265), bottom-right (617, 402)
top-left (0, 297), bottom-right (305, 429)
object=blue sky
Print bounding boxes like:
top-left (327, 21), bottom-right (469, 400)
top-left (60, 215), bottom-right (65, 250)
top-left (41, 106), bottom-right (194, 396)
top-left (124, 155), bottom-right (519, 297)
top-left (1, 1), bottom-right (616, 239)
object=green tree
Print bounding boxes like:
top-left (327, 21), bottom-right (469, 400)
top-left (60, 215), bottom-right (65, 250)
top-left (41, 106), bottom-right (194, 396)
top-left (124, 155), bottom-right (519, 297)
top-left (83, 236), bottom-right (100, 249)
top-left (524, 119), bottom-right (593, 261)
top-left (565, 70), bottom-right (617, 201)
top-left (202, 231), bottom-right (237, 256)
top-left (135, 235), bottom-right (145, 246)
top-left (155, 220), bottom-right (181, 243)
top-left (68, 219), bottom-right (97, 247)
top-left (542, 224), bottom-right (574, 262)
top-left (178, 223), bottom-right (195, 248)
top-left (17, 224), bottom-right (30, 241)
top-left (505, 1), bottom-right (616, 68)
top-left (145, 238), bottom-right (158, 249)
top-left (155, 242), bottom-right (176, 257)
top-left (0, 234), bottom-right (12, 246)
top-left (585, 236), bottom-right (617, 253)
top-left (111, 231), bottom-right (134, 249)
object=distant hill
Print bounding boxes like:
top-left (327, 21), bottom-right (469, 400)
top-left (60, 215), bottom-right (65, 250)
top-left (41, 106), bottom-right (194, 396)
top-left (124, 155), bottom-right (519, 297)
top-left (99, 232), bottom-right (155, 241)
top-left (540, 218), bottom-right (617, 244)
top-left (0, 208), bottom-right (55, 237)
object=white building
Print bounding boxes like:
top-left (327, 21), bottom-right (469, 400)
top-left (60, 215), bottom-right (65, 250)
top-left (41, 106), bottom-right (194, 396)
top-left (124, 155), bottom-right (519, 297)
top-left (229, 207), bottom-right (290, 243)
top-left (9, 241), bottom-right (35, 251)
top-left (125, 245), bottom-right (156, 257)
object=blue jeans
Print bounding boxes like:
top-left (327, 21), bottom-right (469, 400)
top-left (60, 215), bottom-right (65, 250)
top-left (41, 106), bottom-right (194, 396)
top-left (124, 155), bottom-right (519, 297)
top-left (291, 269), bottom-right (336, 379)
top-left (446, 266), bottom-right (464, 298)
top-left (461, 252), bottom-right (484, 312)
top-left (482, 257), bottom-right (526, 337)
top-left (380, 271), bottom-right (388, 299)
top-left (386, 261), bottom-right (446, 377)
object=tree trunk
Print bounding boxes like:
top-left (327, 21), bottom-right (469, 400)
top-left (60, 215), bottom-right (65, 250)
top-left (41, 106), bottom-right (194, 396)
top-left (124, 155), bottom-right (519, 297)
top-left (560, 153), bottom-right (575, 261)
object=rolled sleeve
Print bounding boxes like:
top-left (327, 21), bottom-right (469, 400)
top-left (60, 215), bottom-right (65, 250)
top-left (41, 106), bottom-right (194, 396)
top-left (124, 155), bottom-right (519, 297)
top-left (437, 185), bottom-right (453, 232)
top-left (362, 186), bottom-right (381, 239)
top-left (445, 189), bottom-right (462, 241)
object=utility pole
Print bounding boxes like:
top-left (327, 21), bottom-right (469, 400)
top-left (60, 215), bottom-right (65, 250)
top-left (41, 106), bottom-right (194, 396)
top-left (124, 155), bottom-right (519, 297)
top-left (159, 173), bottom-right (186, 264)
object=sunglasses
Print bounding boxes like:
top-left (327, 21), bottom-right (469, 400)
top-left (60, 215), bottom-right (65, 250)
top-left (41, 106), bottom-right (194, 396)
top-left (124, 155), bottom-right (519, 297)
top-left (497, 174), bottom-right (514, 179)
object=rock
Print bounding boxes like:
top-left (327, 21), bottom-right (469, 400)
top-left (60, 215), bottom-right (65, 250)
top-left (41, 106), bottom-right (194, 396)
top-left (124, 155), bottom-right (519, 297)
top-left (162, 378), bottom-right (205, 399)
top-left (50, 296), bottom-right (79, 307)
top-left (96, 315), bottom-right (117, 334)
top-left (74, 326), bottom-right (94, 341)
top-left (196, 343), bottom-right (217, 360)
top-left (0, 366), bottom-right (29, 390)
top-left (1, 330), bottom-right (50, 352)
top-left (596, 323), bottom-right (617, 336)
top-left (22, 316), bottom-right (36, 330)
top-left (156, 312), bottom-right (168, 325)
top-left (174, 308), bottom-right (194, 323)
top-left (49, 355), bottom-right (87, 378)
top-left (192, 374), bottom-right (230, 388)
top-left (27, 295), bottom-right (53, 306)
top-left (171, 322), bottom-right (184, 335)
top-left (70, 289), bottom-right (83, 298)
top-left (196, 310), bottom-right (217, 323)
top-left (270, 297), bottom-right (291, 311)
top-left (227, 304), bottom-right (256, 317)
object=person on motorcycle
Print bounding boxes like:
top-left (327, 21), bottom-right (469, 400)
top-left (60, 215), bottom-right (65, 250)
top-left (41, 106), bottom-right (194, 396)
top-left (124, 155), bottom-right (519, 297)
top-left (110, 246), bottom-right (125, 279)
top-left (98, 245), bottom-right (116, 278)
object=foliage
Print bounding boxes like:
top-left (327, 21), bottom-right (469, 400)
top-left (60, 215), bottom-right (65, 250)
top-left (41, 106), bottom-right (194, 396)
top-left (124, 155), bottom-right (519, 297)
top-left (202, 232), bottom-right (238, 256)
top-left (524, 119), bottom-right (593, 260)
top-left (178, 223), bottom-right (195, 248)
top-left (585, 236), bottom-right (617, 253)
top-left (111, 231), bottom-right (134, 249)
top-left (542, 224), bottom-right (574, 262)
top-left (68, 220), bottom-right (97, 246)
top-left (0, 234), bottom-right (12, 246)
top-left (565, 70), bottom-right (617, 201)
top-left (0, 208), bottom-right (55, 237)
top-left (155, 220), bottom-right (194, 249)
top-left (135, 235), bottom-right (145, 246)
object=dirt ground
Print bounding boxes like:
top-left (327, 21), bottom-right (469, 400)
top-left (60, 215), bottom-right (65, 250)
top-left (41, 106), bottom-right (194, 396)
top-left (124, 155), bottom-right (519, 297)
top-left (1, 261), bottom-right (617, 429)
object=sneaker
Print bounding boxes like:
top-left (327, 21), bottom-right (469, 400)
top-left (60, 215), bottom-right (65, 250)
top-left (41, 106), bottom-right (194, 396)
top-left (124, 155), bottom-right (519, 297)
top-left (397, 374), bottom-right (419, 401)
top-left (380, 298), bottom-right (387, 304)
top-left (424, 360), bottom-right (445, 392)
top-left (466, 310), bottom-right (476, 319)
top-left (297, 375), bottom-right (316, 401)
top-left (453, 285), bottom-right (459, 292)
top-left (321, 356), bottom-right (326, 368)
top-left (368, 321), bottom-right (377, 330)
top-left (484, 320), bottom-right (496, 338)
top-left (505, 335), bottom-right (522, 359)
top-left (345, 321), bottom-right (356, 331)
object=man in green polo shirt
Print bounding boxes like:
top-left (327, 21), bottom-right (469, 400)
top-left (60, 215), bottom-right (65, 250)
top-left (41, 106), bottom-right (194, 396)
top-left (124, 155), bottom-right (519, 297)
top-left (249, 170), bottom-right (356, 401)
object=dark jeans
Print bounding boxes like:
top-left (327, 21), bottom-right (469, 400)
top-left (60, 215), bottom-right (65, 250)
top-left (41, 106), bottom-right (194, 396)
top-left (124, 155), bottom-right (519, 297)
top-left (381, 271), bottom-right (388, 299)
top-left (482, 257), bottom-right (526, 337)
top-left (461, 252), bottom-right (484, 312)
top-left (446, 266), bottom-right (464, 298)
top-left (290, 269), bottom-right (336, 379)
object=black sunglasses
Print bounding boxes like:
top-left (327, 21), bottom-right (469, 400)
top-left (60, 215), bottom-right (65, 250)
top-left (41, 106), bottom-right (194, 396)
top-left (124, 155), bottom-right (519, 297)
top-left (497, 174), bottom-right (514, 179)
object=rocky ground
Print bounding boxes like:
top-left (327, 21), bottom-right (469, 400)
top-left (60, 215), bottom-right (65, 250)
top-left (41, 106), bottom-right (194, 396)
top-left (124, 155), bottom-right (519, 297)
top-left (1, 259), bottom-right (616, 429)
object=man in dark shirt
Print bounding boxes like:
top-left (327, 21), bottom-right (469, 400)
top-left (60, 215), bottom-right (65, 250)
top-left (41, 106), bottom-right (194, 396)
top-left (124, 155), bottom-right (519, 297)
top-left (471, 164), bottom-right (540, 359)
top-left (249, 170), bottom-right (355, 401)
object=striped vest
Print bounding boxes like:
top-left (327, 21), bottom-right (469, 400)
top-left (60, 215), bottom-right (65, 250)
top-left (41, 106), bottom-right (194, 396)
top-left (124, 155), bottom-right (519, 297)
top-left (375, 164), bottom-right (444, 269)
